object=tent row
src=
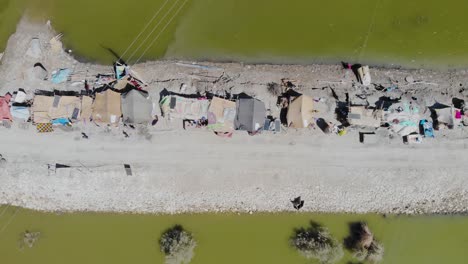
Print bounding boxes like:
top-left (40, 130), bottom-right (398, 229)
top-left (2, 86), bottom-right (335, 134)
top-left (1, 89), bottom-right (154, 128)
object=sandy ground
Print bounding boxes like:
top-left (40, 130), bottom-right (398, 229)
top-left (1, 18), bottom-right (468, 214)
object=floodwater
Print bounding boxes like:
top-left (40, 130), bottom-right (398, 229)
top-left (1, 0), bottom-right (468, 67)
top-left (1, 206), bottom-right (468, 264)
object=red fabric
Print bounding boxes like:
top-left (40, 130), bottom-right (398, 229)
top-left (0, 93), bottom-right (12, 121)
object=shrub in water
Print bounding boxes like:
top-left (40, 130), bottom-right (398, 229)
top-left (159, 225), bottom-right (196, 264)
top-left (291, 221), bottom-right (344, 264)
top-left (344, 222), bottom-right (384, 263)
top-left (18, 230), bottom-right (41, 250)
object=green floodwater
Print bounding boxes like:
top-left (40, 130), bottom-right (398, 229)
top-left (1, 0), bottom-right (468, 67)
top-left (1, 206), bottom-right (468, 264)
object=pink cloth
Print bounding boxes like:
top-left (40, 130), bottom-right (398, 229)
top-left (455, 110), bottom-right (462, 119)
top-left (0, 93), bottom-right (12, 121)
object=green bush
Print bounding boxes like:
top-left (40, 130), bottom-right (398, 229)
top-left (159, 225), bottom-right (196, 264)
top-left (291, 221), bottom-right (344, 264)
top-left (344, 222), bottom-right (384, 263)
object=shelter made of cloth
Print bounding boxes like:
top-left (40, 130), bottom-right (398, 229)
top-left (428, 103), bottom-right (461, 129)
top-left (121, 89), bottom-right (153, 124)
top-left (207, 97), bottom-right (236, 132)
top-left (0, 93), bottom-right (12, 121)
top-left (48, 96), bottom-right (81, 120)
top-left (32, 95), bottom-right (54, 123)
top-left (80, 96), bottom-right (93, 121)
top-left (234, 98), bottom-right (266, 132)
top-left (160, 95), bottom-right (209, 120)
top-left (287, 95), bottom-right (315, 128)
top-left (92, 89), bottom-right (122, 124)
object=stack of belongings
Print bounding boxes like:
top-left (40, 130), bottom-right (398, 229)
top-left (121, 89), bottom-right (153, 124)
top-left (348, 106), bottom-right (383, 128)
top-left (384, 101), bottom-right (422, 137)
top-left (357, 65), bottom-right (371, 86)
top-left (234, 97), bottom-right (266, 133)
top-left (160, 91), bottom-right (209, 121)
top-left (95, 74), bottom-right (116, 88)
top-left (286, 95), bottom-right (315, 128)
top-left (207, 97), bottom-right (236, 132)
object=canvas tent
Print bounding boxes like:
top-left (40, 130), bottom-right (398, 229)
top-left (234, 98), bottom-right (266, 131)
top-left (429, 103), bottom-right (459, 129)
top-left (287, 95), bottom-right (315, 128)
top-left (0, 93), bottom-right (12, 121)
top-left (48, 96), bottom-right (81, 120)
top-left (121, 89), bottom-right (153, 124)
top-left (207, 97), bottom-right (236, 132)
top-left (160, 95), bottom-right (209, 120)
top-left (80, 96), bottom-right (93, 121)
top-left (92, 89), bottom-right (122, 124)
top-left (32, 95), bottom-right (54, 123)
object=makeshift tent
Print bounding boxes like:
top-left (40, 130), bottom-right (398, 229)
top-left (80, 96), bottom-right (93, 121)
top-left (234, 98), bottom-right (266, 131)
top-left (114, 76), bottom-right (131, 90)
top-left (348, 106), bottom-right (382, 127)
top-left (0, 93), bottom-right (12, 121)
top-left (92, 90), bottom-right (122, 124)
top-left (287, 95), bottom-right (315, 128)
top-left (121, 90), bottom-right (153, 124)
top-left (160, 95), bottom-right (209, 120)
top-left (429, 103), bottom-right (459, 129)
top-left (207, 97), bottom-right (236, 132)
top-left (32, 95), bottom-right (54, 123)
top-left (48, 96), bottom-right (81, 120)
top-left (11, 106), bottom-right (30, 121)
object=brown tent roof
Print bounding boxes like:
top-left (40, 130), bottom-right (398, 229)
top-left (48, 96), bottom-right (81, 120)
top-left (92, 90), bottom-right (122, 124)
top-left (81, 96), bottom-right (93, 121)
top-left (287, 95), bottom-right (315, 128)
top-left (208, 97), bottom-right (236, 132)
top-left (32, 95), bottom-right (54, 123)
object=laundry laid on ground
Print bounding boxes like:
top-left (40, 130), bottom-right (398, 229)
top-left (1, 63), bottom-right (468, 144)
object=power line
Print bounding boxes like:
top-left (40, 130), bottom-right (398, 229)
top-left (358, 0), bottom-right (381, 60)
top-left (126, 0), bottom-right (184, 63)
top-left (0, 207), bottom-right (20, 235)
top-left (119, 0), bottom-right (172, 61)
top-left (133, 0), bottom-right (190, 65)
top-left (0, 204), bottom-right (11, 218)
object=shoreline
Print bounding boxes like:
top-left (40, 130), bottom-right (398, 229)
top-left (1, 18), bottom-right (468, 215)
